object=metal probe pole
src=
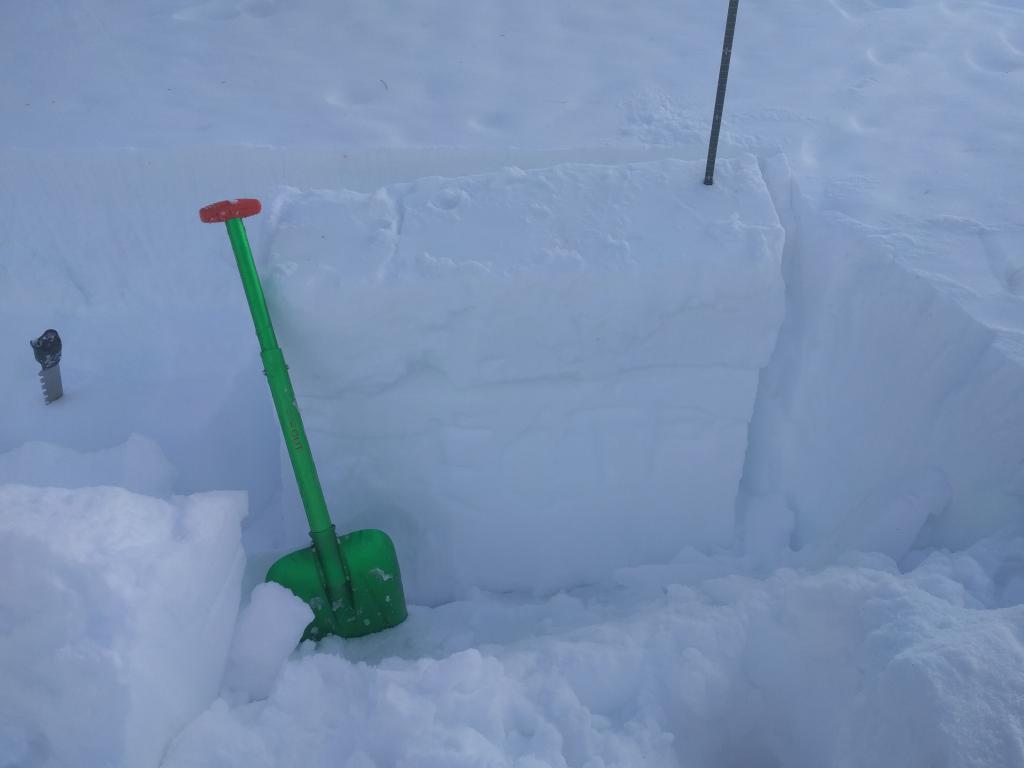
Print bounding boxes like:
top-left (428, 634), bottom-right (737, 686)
top-left (704, 0), bottom-right (740, 185)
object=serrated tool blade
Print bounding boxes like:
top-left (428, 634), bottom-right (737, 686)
top-left (39, 363), bottom-right (63, 404)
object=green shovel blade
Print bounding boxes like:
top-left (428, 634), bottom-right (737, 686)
top-left (267, 528), bottom-right (408, 641)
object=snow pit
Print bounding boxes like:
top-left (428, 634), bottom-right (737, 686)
top-left (0, 485), bottom-right (246, 768)
top-left (3, 0), bottom-right (1024, 762)
top-left (163, 538), bottom-right (1024, 768)
top-left (2, 153), bottom-right (1024, 767)
top-left (262, 156), bottom-right (786, 601)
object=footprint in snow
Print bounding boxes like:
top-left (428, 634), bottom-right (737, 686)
top-left (325, 80), bottom-right (391, 109)
top-left (173, 0), bottom-right (278, 22)
top-left (864, 39), bottom-right (921, 66)
top-left (467, 110), bottom-right (518, 134)
top-left (965, 35), bottom-right (1024, 74)
top-left (828, 0), bottom-right (914, 21)
top-left (1003, 26), bottom-right (1024, 56)
top-left (981, 229), bottom-right (1024, 296)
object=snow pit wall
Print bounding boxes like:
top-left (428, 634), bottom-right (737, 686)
top-left (0, 146), bottom-right (713, 554)
top-left (2, 147), bottom-right (1022, 603)
top-left (743, 156), bottom-right (1024, 563)
top-left (264, 154), bottom-right (1024, 597)
top-left (0, 486), bottom-right (246, 768)
top-left (262, 157), bottom-right (786, 601)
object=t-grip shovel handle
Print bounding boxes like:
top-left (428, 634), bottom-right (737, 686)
top-left (199, 198), bottom-right (262, 223)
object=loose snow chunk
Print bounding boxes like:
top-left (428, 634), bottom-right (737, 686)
top-left (265, 158), bottom-right (785, 598)
top-left (0, 485), bottom-right (246, 768)
top-left (223, 582), bottom-right (313, 701)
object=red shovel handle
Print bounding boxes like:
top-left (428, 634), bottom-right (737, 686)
top-left (199, 198), bottom-right (262, 223)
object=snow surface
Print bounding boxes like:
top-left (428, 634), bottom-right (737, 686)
top-left (3, 0), bottom-right (1024, 765)
top-left (0, 485), bottom-right (246, 768)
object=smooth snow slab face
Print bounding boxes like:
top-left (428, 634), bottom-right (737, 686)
top-left (262, 157), bottom-right (785, 600)
top-left (0, 485), bottom-right (246, 768)
top-left (164, 538), bottom-right (1024, 768)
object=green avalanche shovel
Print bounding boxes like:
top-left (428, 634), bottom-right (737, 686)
top-left (200, 198), bottom-right (407, 641)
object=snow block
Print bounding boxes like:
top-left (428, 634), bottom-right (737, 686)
top-left (262, 157), bottom-right (785, 598)
top-left (0, 485), bottom-right (246, 768)
top-left (223, 582), bottom-right (313, 701)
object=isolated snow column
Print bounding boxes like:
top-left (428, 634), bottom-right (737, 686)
top-left (200, 198), bottom-right (407, 639)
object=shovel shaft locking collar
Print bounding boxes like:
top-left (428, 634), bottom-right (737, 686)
top-left (200, 199), bottom-right (407, 640)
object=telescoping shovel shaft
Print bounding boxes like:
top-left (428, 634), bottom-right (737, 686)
top-left (200, 198), bottom-right (407, 640)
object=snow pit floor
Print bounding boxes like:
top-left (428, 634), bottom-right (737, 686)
top-left (165, 539), bottom-right (1024, 768)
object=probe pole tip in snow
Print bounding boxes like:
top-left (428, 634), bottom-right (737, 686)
top-left (704, 0), bottom-right (740, 186)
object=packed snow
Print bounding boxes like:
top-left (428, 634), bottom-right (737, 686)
top-left (0, 485), bottom-right (245, 768)
top-left (2, 0), bottom-right (1024, 766)
top-left (262, 157), bottom-right (785, 600)
top-left (222, 582), bottom-right (313, 702)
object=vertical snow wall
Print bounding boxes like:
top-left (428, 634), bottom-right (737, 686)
top-left (264, 154), bottom-right (1024, 600)
top-left (2, 148), bottom-right (1022, 604)
top-left (263, 157), bottom-right (786, 601)
top-left (743, 156), bottom-right (1024, 562)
